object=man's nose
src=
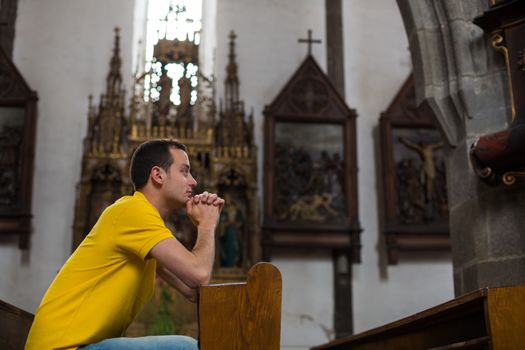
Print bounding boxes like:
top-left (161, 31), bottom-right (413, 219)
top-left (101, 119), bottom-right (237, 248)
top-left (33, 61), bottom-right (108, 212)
top-left (189, 174), bottom-right (197, 187)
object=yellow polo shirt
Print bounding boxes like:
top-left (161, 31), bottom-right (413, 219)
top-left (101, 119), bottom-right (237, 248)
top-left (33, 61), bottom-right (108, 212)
top-left (25, 192), bottom-right (174, 350)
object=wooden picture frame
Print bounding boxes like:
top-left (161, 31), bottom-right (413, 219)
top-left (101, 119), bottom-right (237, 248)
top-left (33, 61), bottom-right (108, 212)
top-left (380, 74), bottom-right (449, 264)
top-left (262, 55), bottom-right (361, 262)
top-left (0, 47), bottom-right (38, 249)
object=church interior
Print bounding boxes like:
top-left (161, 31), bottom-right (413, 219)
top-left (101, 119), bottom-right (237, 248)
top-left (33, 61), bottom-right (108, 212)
top-left (1, 0), bottom-right (525, 349)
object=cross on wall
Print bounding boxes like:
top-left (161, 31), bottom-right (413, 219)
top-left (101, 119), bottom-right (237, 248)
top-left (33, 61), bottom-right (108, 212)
top-left (298, 29), bottom-right (322, 55)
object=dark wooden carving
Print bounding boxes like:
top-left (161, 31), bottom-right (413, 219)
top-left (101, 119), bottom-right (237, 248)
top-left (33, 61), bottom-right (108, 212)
top-left (72, 29), bottom-right (131, 250)
top-left (0, 47), bottom-right (38, 249)
top-left (262, 54), bottom-right (361, 262)
top-left (380, 74), bottom-right (450, 264)
top-left (0, 0), bottom-right (18, 57)
top-left (471, 0), bottom-right (525, 185)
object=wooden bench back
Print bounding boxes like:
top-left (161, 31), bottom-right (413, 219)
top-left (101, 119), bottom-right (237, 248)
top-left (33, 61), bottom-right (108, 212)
top-left (311, 284), bottom-right (525, 350)
top-left (0, 300), bottom-right (34, 350)
top-left (198, 262), bottom-right (282, 350)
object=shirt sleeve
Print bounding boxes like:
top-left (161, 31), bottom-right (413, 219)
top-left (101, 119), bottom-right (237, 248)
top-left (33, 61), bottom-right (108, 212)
top-left (114, 201), bottom-right (174, 260)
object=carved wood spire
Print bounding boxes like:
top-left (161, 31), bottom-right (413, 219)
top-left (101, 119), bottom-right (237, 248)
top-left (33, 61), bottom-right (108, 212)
top-left (106, 27), bottom-right (123, 98)
top-left (224, 31), bottom-right (240, 112)
top-left (86, 27), bottom-right (126, 156)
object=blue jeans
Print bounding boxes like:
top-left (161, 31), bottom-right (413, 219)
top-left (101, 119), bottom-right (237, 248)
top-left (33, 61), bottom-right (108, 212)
top-left (79, 335), bottom-right (198, 350)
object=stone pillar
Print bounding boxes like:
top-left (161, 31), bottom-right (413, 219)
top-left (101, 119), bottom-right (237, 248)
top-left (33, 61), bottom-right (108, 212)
top-left (397, 0), bottom-right (525, 296)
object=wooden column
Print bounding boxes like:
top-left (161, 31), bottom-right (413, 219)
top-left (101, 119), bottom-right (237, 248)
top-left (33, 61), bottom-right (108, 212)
top-left (326, 0), bottom-right (352, 338)
top-left (326, 0), bottom-right (345, 96)
top-left (333, 250), bottom-right (353, 338)
top-left (0, 0), bottom-right (19, 57)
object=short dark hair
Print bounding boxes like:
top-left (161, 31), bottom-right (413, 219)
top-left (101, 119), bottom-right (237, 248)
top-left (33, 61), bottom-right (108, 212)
top-left (130, 139), bottom-right (187, 190)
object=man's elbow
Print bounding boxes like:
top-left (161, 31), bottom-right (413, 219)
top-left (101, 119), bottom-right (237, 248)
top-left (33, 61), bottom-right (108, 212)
top-left (188, 268), bottom-right (211, 288)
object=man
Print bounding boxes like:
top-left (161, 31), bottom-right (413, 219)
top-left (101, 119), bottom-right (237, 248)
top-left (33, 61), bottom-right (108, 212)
top-left (25, 139), bottom-right (224, 350)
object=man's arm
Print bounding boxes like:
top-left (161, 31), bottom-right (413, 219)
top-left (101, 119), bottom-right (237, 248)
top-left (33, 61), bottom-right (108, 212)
top-left (157, 264), bottom-right (197, 302)
top-left (149, 192), bottom-right (224, 289)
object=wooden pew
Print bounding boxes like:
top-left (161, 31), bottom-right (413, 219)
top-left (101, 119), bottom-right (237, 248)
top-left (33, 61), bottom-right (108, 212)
top-left (198, 262), bottom-right (282, 350)
top-left (0, 262), bottom-right (282, 349)
top-left (0, 299), bottom-right (34, 350)
top-left (311, 284), bottom-right (525, 350)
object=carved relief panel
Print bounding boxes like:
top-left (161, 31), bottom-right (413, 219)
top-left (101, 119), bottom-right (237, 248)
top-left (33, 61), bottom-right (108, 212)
top-left (380, 74), bottom-right (450, 264)
top-left (263, 55), bottom-right (361, 262)
top-left (0, 47), bottom-right (38, 249)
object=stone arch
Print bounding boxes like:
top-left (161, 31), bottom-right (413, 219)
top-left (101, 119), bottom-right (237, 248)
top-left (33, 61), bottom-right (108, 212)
top-left (396, 0), bottom-right (511, 146)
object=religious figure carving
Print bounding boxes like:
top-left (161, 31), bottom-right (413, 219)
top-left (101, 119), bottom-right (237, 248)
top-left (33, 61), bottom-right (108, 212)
top-left (275, 141), bottom-right (345, 223)
top-left (156, 70), bottom-right (172, 124)
top-left (287, 193), bottom-right (339, 222)
top-left (395, 136), bottom-right (447, 224)
top-left (175, 75), bottom-right (192, 129)
top-left (219, 194), bottom-right (245, 268)
top-left (396, 158), bottom-right (425, 224)
top-left (399, 137), bottom-right (443, 201)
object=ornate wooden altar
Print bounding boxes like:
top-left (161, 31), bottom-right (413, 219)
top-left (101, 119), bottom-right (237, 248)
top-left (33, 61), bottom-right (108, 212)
top-left (72, 28), bottom-right (259, 277)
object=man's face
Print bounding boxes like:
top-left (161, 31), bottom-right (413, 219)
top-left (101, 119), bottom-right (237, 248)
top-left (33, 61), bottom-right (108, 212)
top-left (162, 148), bottom-right (197, 208)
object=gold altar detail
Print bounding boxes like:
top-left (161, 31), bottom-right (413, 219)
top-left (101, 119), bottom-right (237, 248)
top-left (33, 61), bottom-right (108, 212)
top-left (72, 28), bottom-right (260, 282)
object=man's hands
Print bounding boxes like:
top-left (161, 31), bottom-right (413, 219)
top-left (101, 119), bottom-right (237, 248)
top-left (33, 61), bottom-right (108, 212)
top-left (186, 191), bottom-right (225, 230)
top-left (150, 191), bottom-right (225, 291)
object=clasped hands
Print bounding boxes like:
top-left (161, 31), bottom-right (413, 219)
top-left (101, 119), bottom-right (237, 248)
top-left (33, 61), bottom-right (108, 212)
top-left (186, 191), bottom-right (225, 229)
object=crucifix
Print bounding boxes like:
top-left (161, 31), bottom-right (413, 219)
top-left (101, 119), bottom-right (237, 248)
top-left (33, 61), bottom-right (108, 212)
top-left (298, 29), bottom-right (322, 55)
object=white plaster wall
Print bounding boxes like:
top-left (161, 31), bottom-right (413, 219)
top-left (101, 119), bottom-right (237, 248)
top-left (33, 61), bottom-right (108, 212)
top-left (275, 252), bottom-right (333, 350)
top-left (132, 0), bottom-right (149, 75)
top-left (344, 0), bottom-right (455, 333)
top-left (0, 0), bottom-right (137, 312)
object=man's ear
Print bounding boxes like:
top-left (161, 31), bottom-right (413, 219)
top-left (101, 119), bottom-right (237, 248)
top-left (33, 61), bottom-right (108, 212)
top-left (150, 166), bottom-right (164, 186)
